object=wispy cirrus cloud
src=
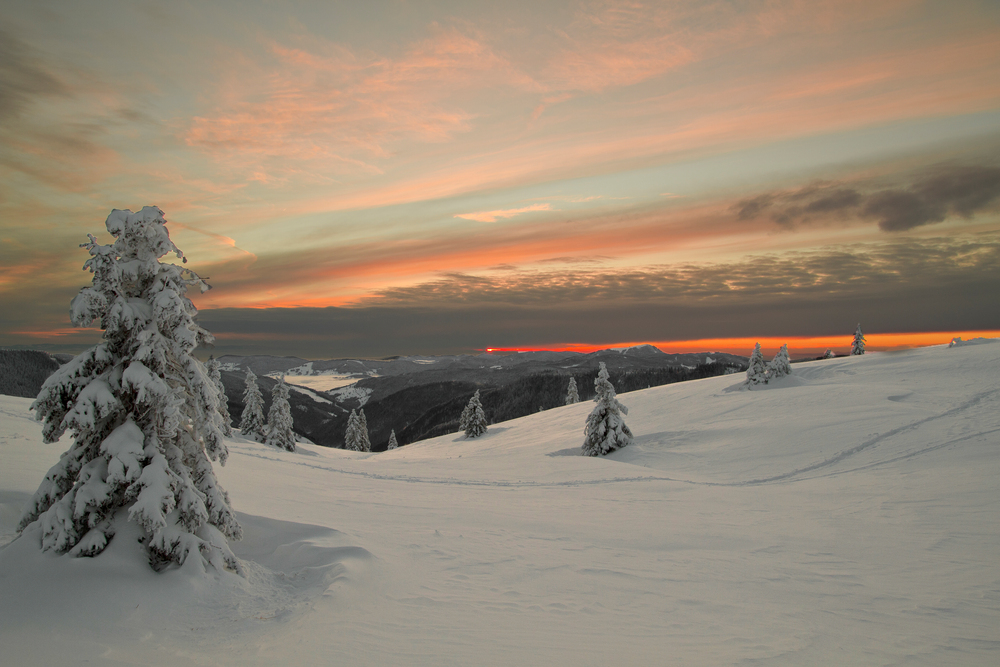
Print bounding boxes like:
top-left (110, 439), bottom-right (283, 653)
top-left (185, 24), bottom-right (537, 180)
top-left (455, 203), bottom-right (553, 223)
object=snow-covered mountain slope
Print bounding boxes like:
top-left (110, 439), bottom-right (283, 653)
top-left (1, 343), bottom-right (999, 665)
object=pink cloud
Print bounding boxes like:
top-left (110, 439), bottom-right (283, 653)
top-left (455, 203), bottom-right (553, 223)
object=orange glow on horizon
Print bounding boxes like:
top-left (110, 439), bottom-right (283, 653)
top-left (481, 331), bottom-right (1000, 357)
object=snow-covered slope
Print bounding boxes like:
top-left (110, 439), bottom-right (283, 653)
top-left (2, 343), bottom-right (999, 665)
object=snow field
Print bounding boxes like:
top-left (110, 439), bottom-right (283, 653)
top-left (2, 342), bottom-right (999, 665)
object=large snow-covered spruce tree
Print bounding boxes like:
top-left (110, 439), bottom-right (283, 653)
top-left (265, 376), bottom-right (296, 452)
top-left (582, 362), bottom-right (632, 456)
top-left (744, 343), bottom-right (769, 387)
top-left (460, 389), bottom-right (488, 438)
top-left (239, 368), bottom-right (265, 441)
top-left (205, 356), bottom-right (233, 436)
top-left (19, 206), bottom-right (242, 572)
top-left (565, 376), bottom-right (580, 405)
top-left (851, 323), bottom-right (866, 355)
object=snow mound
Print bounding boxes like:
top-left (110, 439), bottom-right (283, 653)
top-left (948, 336), bottom-right (998, 347)
top-left (0, 509), bottom-right (372, 664)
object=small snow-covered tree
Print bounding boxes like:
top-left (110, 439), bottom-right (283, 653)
top-left (387, 429), bottom-right (398, 450)
top-left (565, 376), bottom-right (579, 405)
top-left (19, 206), bottom-right (241, 572)
top-left (744, 343), bottom-right (769, 387)
top-left (768, 343), bottom-right (792, 379)
top-left (357, 408), bottom-right (371, 452)
top-left (851, 323), bottom-right (866, 355)
top-left (582, 362), bottom-right (632, 456)
top-left (206, 356), bottom-right (233, 436)
top-left (265, 376), bottom-right (295, 452)
top-left (822, 348), bottom-right (835, 359)
top-left (344, 409), bottom-right (370, 451)
top-left (460, 389), bottom-right (488, 438)
top-left (344, 409), bottom-right (359, 450)
top-left (239, 368), bottom-right (265, 441)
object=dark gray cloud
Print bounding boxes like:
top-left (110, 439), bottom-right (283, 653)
top-left (0, 28), bottom-right (67, 121)
top-left (187, 235), bottom-right (1000, 358)
top-left (735, 164), bottom-right (1000, 232)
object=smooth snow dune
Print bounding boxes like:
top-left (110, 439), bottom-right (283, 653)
top-left (1, 343), bottom-right (999, 665)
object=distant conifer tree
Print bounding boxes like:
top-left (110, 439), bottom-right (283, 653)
top-left (265, 376), bottom-right (296, 452)
top-left (239, 368), bottom-right (265, 441)
top-left (744, 343), bottom-right (769, 387)
top-left (387, 429), bottom-right (398, 450)
top-left (582, 362), bottom-right (632, 456)
top-left (206, 356), bottom-right (233, 436)
top-left (344, 409), bottom-right (359, 450)
top-left (565, 376), bottom-right (580, 405)
top-left (768, 344), bottom-right (792, 379)
top-left (460, 390), bottom-right (488, 438)
top-left (357, 408), bottom-right (371, 452)
top-left (851, 323), bottom-right (866, 355)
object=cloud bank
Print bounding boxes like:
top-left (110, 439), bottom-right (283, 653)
top-left (192, 234), bottom-right (1000, 358)
top-left (736, 164), bottom-right (1000, 232)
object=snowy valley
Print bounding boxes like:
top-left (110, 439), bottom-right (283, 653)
top-left (2, 341), bottom-right (999, 665)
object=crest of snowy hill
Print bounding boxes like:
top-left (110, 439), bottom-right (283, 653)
top-left (213, 348), bottom-right (745, 450)
top-left (2, 342), bottom-right (999, 664)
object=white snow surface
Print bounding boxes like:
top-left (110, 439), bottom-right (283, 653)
top-left (2, 344), bottom-right (1000, 665)
top-left (328, 383), bottom-right (374, 406)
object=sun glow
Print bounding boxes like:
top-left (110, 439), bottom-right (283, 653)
top-left (482, 331), bottom-right (1000, 357)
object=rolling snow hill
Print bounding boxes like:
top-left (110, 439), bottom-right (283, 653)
top-left (1, 342), bottom-right (999, 665)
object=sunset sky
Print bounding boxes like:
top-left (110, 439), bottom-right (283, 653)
top-left (2, 0), bottom-right (999, 358)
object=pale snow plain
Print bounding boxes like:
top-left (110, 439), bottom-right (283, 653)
top-left (1, 343), bottom-right (999, 665)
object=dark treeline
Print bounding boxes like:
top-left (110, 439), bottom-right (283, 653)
top-left (0, 350), bottom-right (61, 398)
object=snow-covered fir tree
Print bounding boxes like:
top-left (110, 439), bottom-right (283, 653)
top-left (822, 349), bottom-right (836, 359)
top-left (19, 206), bottom-right (241, 572)
top-left (205, 356), bottom-right (233, 436)
top-left (344, 410), bottom-right (359, 450)
top-left (344, 409), bottom-right (370, 451)
top-left (565, 376), bottom-right (579, 405)
top-left (768, 343), bottom-right (792, 379)
top-left (851, 323), bottom-right (866, 355)
top-left (265, 376), bottom-right (295, 452)
top-left (239, 368), bottom-right (265, 441)
top-left (460, 389), bottom-right (488, 438)
top-left (357, 409), bottom-right (371, 452)
top-left (582, 362), bottom-right (632, 456)
top-left (387, 429), bottom-right (398, 450)
top-left (744, 342), bottom-right (769, 387)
